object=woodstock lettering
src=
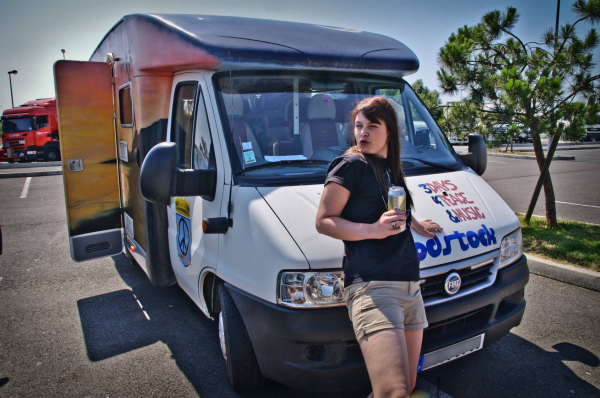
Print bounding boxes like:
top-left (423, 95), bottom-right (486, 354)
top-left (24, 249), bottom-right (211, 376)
top-left (415, 224), bottom-right (497, 262)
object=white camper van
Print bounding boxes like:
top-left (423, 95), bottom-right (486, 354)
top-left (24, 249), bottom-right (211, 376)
top-left (55, 14), bottom-right (529, 393)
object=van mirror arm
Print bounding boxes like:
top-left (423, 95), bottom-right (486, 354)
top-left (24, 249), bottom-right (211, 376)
top-left (171, 168), bottom-right (216, 198)
top-left (202, 171), bottom-right (233, 234)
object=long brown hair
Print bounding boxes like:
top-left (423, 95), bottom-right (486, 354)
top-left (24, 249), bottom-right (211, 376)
top-left (345, 96), bottom-right (413, 210)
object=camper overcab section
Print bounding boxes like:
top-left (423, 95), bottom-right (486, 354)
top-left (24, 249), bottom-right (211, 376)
top-left (54, 14), bottom-right (529, 393)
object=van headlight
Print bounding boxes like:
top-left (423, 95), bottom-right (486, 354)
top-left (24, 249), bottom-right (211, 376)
top-left (278, 271), bottom-right (345, 308)
top-left (499, 228), bottom-right (523, 268)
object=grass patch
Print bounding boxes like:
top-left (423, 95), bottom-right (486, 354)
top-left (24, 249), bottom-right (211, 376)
top-left (517, 213), bottom-right (600, 271)
top-left (488, 150), bottom-right (535, 156)
top-left (488, 150), bottom-right (568, 157)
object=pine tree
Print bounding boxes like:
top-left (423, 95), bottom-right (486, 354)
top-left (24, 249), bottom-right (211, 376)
top-left (437, 0), bottom-right (600, 226)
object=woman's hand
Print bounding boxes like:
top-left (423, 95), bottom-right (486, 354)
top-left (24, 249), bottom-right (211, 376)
top-left (412, 218), bottom-right (443, 238)
top-left (369, 210), bottom-right (407, 239)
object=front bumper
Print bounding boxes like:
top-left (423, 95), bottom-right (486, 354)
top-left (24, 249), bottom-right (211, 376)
top-left (226, 255), bottom-right (529, 392)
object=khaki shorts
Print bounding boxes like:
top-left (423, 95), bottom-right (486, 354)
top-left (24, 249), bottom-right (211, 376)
top-left (344, 281), bottom-right (428, 341)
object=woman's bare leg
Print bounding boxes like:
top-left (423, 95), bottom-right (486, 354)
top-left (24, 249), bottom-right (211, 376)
top-left (359, 328), bottom-right (410, 398)
top-left (404, 329), bottom-right (424, 394)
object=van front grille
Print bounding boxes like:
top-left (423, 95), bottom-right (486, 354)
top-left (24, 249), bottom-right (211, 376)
top-left (421, 261), bottom-right (494, 300)
top-left (425, 305), bottom-right (492, 335)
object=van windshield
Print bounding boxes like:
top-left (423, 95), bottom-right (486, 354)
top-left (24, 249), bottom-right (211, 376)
top-left (214, 74), bottom-right (461, 180)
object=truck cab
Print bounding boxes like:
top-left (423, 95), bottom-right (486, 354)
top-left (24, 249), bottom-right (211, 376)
top-left (1, 98), bottom-right (60, 162)
top-left (54, 14), bottom-right (528, 393)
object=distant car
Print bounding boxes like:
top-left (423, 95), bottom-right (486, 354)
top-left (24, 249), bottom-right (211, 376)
top-left (583, 113), bottom-right (600, 141)
top-left (516, 133), bottom-right (532, 143)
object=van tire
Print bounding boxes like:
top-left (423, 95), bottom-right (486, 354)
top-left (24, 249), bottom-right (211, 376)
top-left (218, 283), bottom-right (264, 391)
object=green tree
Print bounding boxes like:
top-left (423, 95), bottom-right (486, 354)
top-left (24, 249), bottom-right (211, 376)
top-left (437, 0), bottom-right (600, 226)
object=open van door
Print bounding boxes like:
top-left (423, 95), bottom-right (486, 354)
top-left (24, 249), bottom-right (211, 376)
top-left (54, 60), bottom-right (122, 262)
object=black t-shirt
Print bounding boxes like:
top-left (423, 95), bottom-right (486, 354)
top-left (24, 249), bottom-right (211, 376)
top-left (325, 152), bottom-right (420, 286)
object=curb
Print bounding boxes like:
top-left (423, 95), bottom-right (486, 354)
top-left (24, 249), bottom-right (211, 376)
top-left (488, 153), bottom-right (575, 160)
top-left (0, 170), bottom-right (62, 179)
top-left (526, 254), bottom-right (600, 292)
top-left (549, 145), bottom-right (600, 151)
top-left (0, 161), bottom-right (61, 169)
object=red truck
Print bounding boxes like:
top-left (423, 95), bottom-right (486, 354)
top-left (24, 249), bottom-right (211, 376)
top-left (1, 98), bottom-right (60, 163)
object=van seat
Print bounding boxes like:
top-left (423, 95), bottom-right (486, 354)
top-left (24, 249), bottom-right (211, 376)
top-left (300, 94), bottom-right (339, 158)
top-left (223, 88), bottom-right (262, 161)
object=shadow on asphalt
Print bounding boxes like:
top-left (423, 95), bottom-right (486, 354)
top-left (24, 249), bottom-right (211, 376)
top-left (421, 334), bottom-right (599, 398)
top-left (77, 254), bottom-right (372, 398)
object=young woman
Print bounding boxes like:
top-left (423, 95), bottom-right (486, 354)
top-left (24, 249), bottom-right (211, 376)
top-left (315, 97), bottom-right (443, 398)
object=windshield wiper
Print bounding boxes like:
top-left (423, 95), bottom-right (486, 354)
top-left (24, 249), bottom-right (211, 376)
top-left (402, 157), bottom-right (459, 172)
top-left (237, 159), bottom-right (330, 175)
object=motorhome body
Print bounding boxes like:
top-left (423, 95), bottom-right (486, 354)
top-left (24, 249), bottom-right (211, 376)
top-left (54, 14), bottom-right (529, 393)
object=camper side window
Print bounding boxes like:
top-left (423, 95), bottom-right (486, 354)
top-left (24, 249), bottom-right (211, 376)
top-left (193, 89), bottom-right (213, 171)
top-left (119, 83), bottom-right (134, 127)
top-left (172, 83), bottom-right (198, 168)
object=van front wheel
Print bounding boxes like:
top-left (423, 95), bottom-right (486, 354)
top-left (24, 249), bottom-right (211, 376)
top-left (218, 283), bottom-right (264, 391)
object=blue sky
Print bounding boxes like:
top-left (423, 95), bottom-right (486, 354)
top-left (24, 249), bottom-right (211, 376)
top-left (0, 0), bottom-right (597, 111)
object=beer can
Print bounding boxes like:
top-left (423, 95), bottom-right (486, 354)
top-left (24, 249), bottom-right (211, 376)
top-left (388, 186), bottom-right (406, 232)
top-left (388, 186), bottom-right (406, 211)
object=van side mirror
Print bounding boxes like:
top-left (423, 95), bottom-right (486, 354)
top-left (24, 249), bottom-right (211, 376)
top-left (458, 134), bottom-right (487, 176)
top-left (140, 142), bottom-right (217, 205)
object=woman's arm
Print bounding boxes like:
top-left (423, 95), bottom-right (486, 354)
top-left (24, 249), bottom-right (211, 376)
top-left (411, 218), bottom-right (443, 238)
top-left (315, 183), bottom-right (407, 241)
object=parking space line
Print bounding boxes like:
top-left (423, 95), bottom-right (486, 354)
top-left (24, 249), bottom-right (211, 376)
top-left (556, 201), bottom-right (600, 209)
top-left (20, 177), bottom-right (32, 198)
top-left (488, 160), bottom-right (508, 163)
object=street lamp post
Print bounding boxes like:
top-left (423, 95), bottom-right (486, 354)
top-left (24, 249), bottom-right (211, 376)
top-left (7, 70), bottom-right (17, 108)
top-left (61, 49), bottom-right (65, 60)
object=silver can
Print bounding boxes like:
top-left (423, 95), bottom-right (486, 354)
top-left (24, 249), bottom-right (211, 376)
top-left (388, 186), bottom-right (406, 231)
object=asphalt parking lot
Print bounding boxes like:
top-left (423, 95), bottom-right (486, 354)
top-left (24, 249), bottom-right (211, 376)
top-left (455, 142), bottom-right (600, 225)
top-left (0, 173), bottom-right (598, 397)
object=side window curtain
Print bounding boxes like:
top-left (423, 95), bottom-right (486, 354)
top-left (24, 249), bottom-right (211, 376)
top-left (193, 89), bottom-right (214, 171)
top-left (119, 83), bottom-right (134, 127)
top-left (172, 83), bottom-right (198, 168)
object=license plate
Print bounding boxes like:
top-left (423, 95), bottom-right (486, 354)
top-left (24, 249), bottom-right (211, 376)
top-left (418, 334), bottom-right (485, 372)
